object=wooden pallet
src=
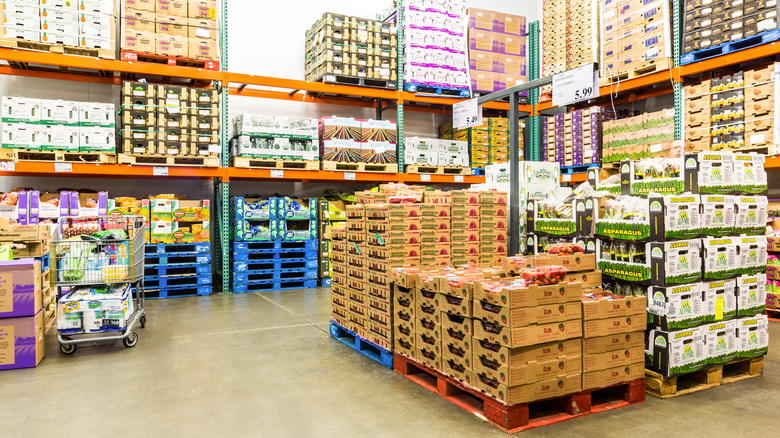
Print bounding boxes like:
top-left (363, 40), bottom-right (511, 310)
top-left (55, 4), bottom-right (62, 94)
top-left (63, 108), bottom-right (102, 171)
top-left (405, 164), bottom-right (471, 175)
top-left (118, 153), bottom-right (220, 167)
top-left (43, 301), bottom-right (56, 333)
top-left (394, 354), bottom-right (645, 433)
top-left (311, 73), bottom-right (397, 90)
top-left (231, 156), bottom-right (320, 170)
top-left (767, 308), bottom-right (780, 322)
top-left (600, 58), bottom-right (672, 86)
top-left (0, 149), bottom-right (117, 164)
top-left (645, 357), bottom-right (764, 399)
top-left (321, 161), bottom-right (396, 173)
top-left (120, 50), bottom-right (220, 70)
top-left (0, 37), bottom-right (115, 59)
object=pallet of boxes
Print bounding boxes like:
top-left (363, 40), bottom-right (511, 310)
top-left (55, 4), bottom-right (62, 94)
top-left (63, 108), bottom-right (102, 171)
top-left (230, 114), bottom-right (320, 170)
top-left (119, 81), bottom-right (220, 167)
top-left (0, 219), bottom-right (52, 371)
top-left (120, 0), bottom-right (220, 69)
top-left (320, 116), bottom-right (397, 173)
top-left (0, 0), bottom-right (116, 59)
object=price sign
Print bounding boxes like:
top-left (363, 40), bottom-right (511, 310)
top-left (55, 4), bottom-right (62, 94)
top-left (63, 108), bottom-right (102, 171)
top-left (153, 166), bottom-right (169, 176)
top-left (0, 161), bottom-right (15, 172)
top-left (454, 175), bottom-right (464, 183)
top-left (344, 172), bottom-right (356, 180)
top-left (54, 162), bottom-right (72, 172)
top-left (453, 98), bottom-right (482, 130)
top-left (420, 174), bottom-right (431, 182)
top-left (561, 174), bottom-right (572, 182)
top-left (270, 169), bottom-right (284, 178)
top-left (552, 63), bottom-right (598, 106)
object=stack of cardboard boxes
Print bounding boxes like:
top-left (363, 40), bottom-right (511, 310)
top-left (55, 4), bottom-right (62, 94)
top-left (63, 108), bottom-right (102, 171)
top-left (600, 0), bottom-right (671, 80)
top-left (451, 190), bottom-right (480, 265)
top-left (345, 205), bottom-right (369, 339)
top-left (120, 81), bottom-right (219, 158)
top-left (121, 0), bottom-right (219, 60)
top-left (305, 13), bottom-right (398, 84)
top-left (1, 96), bottom-right (115, 154)
top-left (602, 109), bottom-right (675, 163)
top-left (440, 117), bottom-right (523, 169)
top-left (543, 107), bottom-right (614, 167)
top-left (231, 114), bottom-right (319, 162)
top-left (683, 0), bottom-right (778, 56)
top-left (0, 0), bottom-right (116, 55)
top-left (542, 0), bottom-right (599, 87)
top-left (467, 8), bottom-right (527, 94)
top-left (330, 226), bottom-right (349, 327)
top-left (478, 191), bottom-right (508, 265)
top-left (404, 138), bottom-right (469, 168)
top-left (685, 63), bottom-right (777, 153)
top-left (148, 196), bottom-right (209, 244)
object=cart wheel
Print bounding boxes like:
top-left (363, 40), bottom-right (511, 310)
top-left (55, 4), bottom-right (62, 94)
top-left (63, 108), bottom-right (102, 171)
top-left (60, 343), bottom-right (77, 355)
top-left (140, 315), bottom-right (147, 328)
top-left (123, 332), bottom-right (139, 348)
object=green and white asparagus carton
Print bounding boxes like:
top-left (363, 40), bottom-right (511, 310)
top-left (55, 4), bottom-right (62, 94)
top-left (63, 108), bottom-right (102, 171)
top-left (733, 153), bottom-right (768, 194)
top-left (736, 274), bottom-right (767, 317)
top-left (695, 152), bottom-right (735, 195)
top-left (647, 283), bottom-right (704, 330)
top-left (734, 196), bottom-right (768, 235)
top-left (647, 327), bottom-right (708, 377)
top-left (736, 315), bottom-right (769, 358)
top-left (703, 237), bottom-right (738, 280)
top-left (702, 279), bottom-right (737, 322)
top-left (703, 320), bottom-right (737, 365)
top-left (700, 195), bottom-right (735, 237)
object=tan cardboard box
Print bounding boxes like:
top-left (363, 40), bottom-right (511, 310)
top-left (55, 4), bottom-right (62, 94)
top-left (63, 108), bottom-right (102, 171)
top-left (474, 318), bottom-right (582, 348)
top-left (451, 190), bottom-right (482, 204)
top-left (415, 287), bottom-right (437, 308)
top-left (473, 337), bottom-right (582, 369)
top-left (123, 10), bottom-right (156, 33)
top-left (439, 325), bottom-right (472, 359)
top-left (435, 293), bottom-right (472, 318)
top-left (124, 0), bottom-right (156, 12)
top-left (583, 346), bottom-right (644, 373)
top-left (156, 14), bottom-right (188, 37)
top-left (416, 346), bottom-right (441, 370)
top-left (156, 0), bottom-right (187, 17)
top-left (582, 295), bottom-right (646, 320)
top-left (122, 30), bottom-right (156, 52)
top-left (443, 341), bottom-right (472, 368)
top-left (188, 17), bottom-right (217, 39)
top-left (415, 313), bottom-right (438, 337)
top-left (473, 353), bottom-right (582, 387)
top-left (563, 270), bottom-right (602, 289)
top-left (582, 362), bottom-right (644, 390)
top-left (188, 37), bottom-right (217, 59)
top-left (395, 334), bottom-right (415, 359)
top-left (442, 353), bottom-right (470, 382)
top-left (582, 331), bottom-right (644, 355)
top-left (450, 228), bottom-right (480, 243)
top-left (188, 0), bottom-right (217, 20)
top-left (471, 372), bottom-right (581, 405)
top-left (473, 300), bottom-right (582, 327)
top-left (534, 253), bottom-right (596, 272)
top-left (156, 34), bottom-right (187, 57)
top-left (474, 281), bottom-right (582, 308)
top-left (583, 315), bottom-right (644, 338)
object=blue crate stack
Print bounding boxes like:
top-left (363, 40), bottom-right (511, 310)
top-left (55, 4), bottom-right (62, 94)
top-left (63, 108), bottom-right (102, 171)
top-left (230, 196), bottom-right (319, 293)
top-left (143, 242), bottom-right (213, 299)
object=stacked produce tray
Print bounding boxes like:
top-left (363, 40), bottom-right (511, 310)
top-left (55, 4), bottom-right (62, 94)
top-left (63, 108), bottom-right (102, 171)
top-left (144, 243), bottom-right (213, 299)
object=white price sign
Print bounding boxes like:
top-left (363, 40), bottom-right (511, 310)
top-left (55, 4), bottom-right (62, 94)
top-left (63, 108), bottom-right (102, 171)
top-left (153, 166), bottom-right (169, 176)
top-left (270, 169), bottom-right (284, 178)
top-left (420, 174), bottom-right (431, 182)
top-left (454, 175), bottom-right (464, 183)
top-left (344, 172), bottom-right (356, 180)
top-left (552, 63), bottom-right (598, 106)
top-left (453, 98), bottom-right (482, 130)
top-left (54, 162), bottom-right (72, 172)
top-left (0, 161), bottom-right (15, 172)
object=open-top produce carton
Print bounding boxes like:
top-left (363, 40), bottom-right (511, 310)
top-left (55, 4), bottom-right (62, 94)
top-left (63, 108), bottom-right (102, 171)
top-left (597, 239), bottom-right (702, 285)
top-left (588, 167), bottom-right (621, 195)
top-left (523, 234), bottom-right (597, 256)
top-left (595, 194), bottom-right (703, 241)
top-left (526, 197), bottom-right (594, 237)
top-left (503, 245), bottom-right (596, 274)
top-left (620, 157), bottom-right (685, 196)
top-left (473, 271), bottom-right (581, 309)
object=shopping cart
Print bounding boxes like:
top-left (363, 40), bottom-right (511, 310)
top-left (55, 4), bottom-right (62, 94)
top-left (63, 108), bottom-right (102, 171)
top-left (51, 216), bottom-right (147, 354)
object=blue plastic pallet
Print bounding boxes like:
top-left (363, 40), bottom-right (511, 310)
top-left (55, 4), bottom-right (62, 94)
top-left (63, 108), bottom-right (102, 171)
top-left (144, 253), bottom-right (212, 267)
top-left (145, 264), bottom-right (211, 277)
top-left (232, 268), bottom-right (318, 283)
top-left (231, 239), bottom-right (318, 253)
top-left (471, 168), bottom-right (485, 176)
top-left (144, 284), bottom-right (212, 299)
top-left (36, 253), bottom-right (50, 273)
top-left (403, 82), bottom-right (470, 98)
top-left (320, 278), bottom-right (332, 287)
top-left (231, 258), bottom-right (319, 273)
top-left (144, 274), bottom-right (212, 289)
top-left (145, 242), bottom-right (210, 255)
top-left (329, 321), bottom-right (393, 369)
top-left (231, 279), bottom-right (318, 293)
top-left (231, 249), bottom-right (318, 262)
top-left (681, 29), bottom-right (780, 65)
top-left (561, 163), bottom-right (600, 174)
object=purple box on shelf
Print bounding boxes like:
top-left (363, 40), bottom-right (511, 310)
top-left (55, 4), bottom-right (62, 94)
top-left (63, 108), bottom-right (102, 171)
top-left (27, 191), bottom-right (39, 225)
top-left (498, 34), bottom-right (526, 56)
top-left (0, 309), bottom-right (45, 371)
top-left (0, 259), bottom-right (42, 319)
top-left (469, 29), bottom-right (499, 52)
top-left (16, 191), bottom-right (29, 226)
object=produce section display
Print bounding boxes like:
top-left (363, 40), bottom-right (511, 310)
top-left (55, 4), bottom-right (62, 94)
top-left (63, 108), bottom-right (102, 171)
top-left (602, 110), bottom-right (676, 163)
top-left (467, 8), bottom-right (528, 94)
top-left (543, 107), bottom-right (615, 168)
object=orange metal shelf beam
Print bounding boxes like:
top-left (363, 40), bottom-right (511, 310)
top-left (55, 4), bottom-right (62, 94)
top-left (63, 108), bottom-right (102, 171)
top-left (0, 161), bottom-right (222, 179)
top-left (560, 172), bottom-right (588, 184)
top-left (225, 167), bottom-right (483, 184)
top-left (765, 156), bottom-right (780, 169)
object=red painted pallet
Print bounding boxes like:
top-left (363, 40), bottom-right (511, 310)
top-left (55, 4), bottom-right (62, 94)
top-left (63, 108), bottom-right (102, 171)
top-left (120, 50), bottom-right (220, 71)
top-left (766, 308), bottom-right (780, 323)
top-left (393, 354), bottom-right (645, 434)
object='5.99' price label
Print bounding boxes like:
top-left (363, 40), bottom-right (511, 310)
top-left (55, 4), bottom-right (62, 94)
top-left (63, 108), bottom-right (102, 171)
top-left (552, 63), bottom-right (598, 106)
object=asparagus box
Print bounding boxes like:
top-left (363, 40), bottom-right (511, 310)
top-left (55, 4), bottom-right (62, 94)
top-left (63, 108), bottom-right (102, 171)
top-left (598, 239), bottom-right (702, 285)
top-left (527, 197), bottom-right (594, 238)
top-left (736, 236), bottom-right (767, 275)
top-left (700, 195), bottom-right (735, 237)
top-left (646, 327), bottom-right (707, 377)
top-left (736, 315), bottom-right (769, 358)
top-left (702, 237), bottom-right (738, 280)
top-left (703, 320), bottom-right (738, 365)
top-left (595, 194), bottom-right (702, 241)
top-left (734, 196), bottom-right (768, 235)
top-left (736, 274), bottom-right (767, 317)
top-left (647, 283), bottom-right (705, 331)
top-left (733, 153), bottom-right (768, 194)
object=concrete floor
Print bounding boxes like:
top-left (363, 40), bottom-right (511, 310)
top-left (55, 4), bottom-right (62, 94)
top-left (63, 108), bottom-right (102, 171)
top-left (2, 287), bottom-right (780, 437)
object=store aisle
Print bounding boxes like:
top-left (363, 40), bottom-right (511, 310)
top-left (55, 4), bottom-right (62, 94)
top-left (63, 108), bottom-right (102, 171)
top-left (3, 289), bottom-right (780, 438)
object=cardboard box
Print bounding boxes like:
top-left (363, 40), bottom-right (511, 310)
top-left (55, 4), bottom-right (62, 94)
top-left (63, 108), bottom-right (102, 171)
top-left (583, 346), bottom-right (644, 373)
top-left (188, 37), bottom-right (217, 59)
top-left (583, 315), bottom-right (644, 338)
top-left (156, 0), bottom-right (187, 16)
top-left (582, 295), bottom-right (646, 321)
top-left (122, 30), bottom-right (156, 52)
top-left (156, 34), bottom-right (187, 57)
top-left (0, 259), bottom-right (42, 318)
top-left (473, 353), bottom-right (582, 387)
top-left (471, 372), bottom-right (581, 405)
top-left (188, 17), bottom-right (217, 39)
top-left (736, 315), bottom-right (769, 358)
top-left (77, 0), bottom-right (115, 15)
top-left (582, 362), bottom-right (644, 390)
top-left (473, 300), bottom-right (582, 327)
top-left (703, 320), bottom-right (738, 365)
top-left (474, 281), bottom-right (582, 309)
top-left (473, 337), bottom-right (582, 369)
top-left (0, 219), bottom-right (51, 242)
top-left (188, 0), bottom-right (217, 20)
top-left (0, 309), bottom-right (45, 371)
top-left (123, 0), bottom-right (155, 12)
top-left (156, 14), bottom-right (188, 37)
top-left (647, 328), bottom-right (707, 377)
top-left (473, 318), bottom-right (582, 348)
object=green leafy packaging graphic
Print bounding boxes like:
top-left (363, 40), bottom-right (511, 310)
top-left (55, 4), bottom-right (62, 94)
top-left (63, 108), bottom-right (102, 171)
top-left (736, 274), bottom-right (767, 317)
top-left (647, 284), bottom-right (704, 330)
top-left (736, 315), bottom-right (769, 358)
top-left (734, 196), bottom-right (768, 235)
top-left (701, 279), bottom-right (737, 322)
top-left (703, 320), bottom-right (737, 365)
top-left (647, 327), bottom-right (707, 377)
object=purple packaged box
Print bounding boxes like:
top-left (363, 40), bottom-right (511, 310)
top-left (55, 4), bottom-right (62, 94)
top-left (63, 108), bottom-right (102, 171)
top-left (0, 308), bottom-right (45, 371)
top-left (17, 191), bottom-right (28, 226)
top-left (59, 191), bottom-right (69, 217)
top-left (0, 258), bottom-right (42, 319)
top-left (28, 190), bottom-right (39, 225)
top-left (69, 191), bottom-right (108, 217)
top-left (469, 29), bottom-right (499, 52)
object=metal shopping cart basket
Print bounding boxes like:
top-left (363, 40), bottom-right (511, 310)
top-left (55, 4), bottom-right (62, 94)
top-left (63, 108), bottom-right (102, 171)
top-left (52, 216), bottom-right (147, 354)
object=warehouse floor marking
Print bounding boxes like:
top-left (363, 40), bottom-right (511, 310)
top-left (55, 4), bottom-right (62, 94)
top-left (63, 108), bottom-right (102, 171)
top-left (254, 292), bottom-right (330, 334)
